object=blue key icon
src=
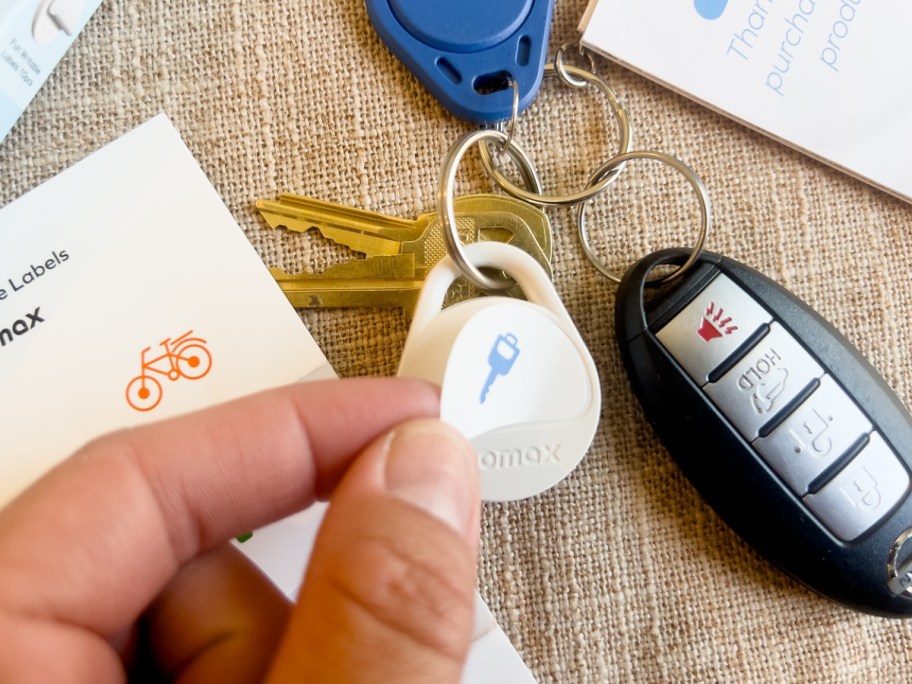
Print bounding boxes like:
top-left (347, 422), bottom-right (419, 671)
top-left (481, 333), bottom-right (520, 404)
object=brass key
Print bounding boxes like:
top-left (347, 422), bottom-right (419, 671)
top-left (257, 194), bottom-right (553, 317)
top-left (256, 193), bottom-right (552, 274)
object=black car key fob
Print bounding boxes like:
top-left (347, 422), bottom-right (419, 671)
top-left (616, 248), bottom-right (912, 617)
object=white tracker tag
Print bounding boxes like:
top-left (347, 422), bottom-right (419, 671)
top-left (398, 242), bottom-right (601, 502)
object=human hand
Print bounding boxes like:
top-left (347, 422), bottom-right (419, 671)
top-left (0, 378), bottom-right (480, 683)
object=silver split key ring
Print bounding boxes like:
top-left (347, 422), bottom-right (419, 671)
top-left (577, 150), bottom-right (711, 285)
top-left (554, 41), bottom-right (597, 89)
top-left (478, 61), bottom-right (633, 208)
top-left (438, 128), bottom-right (544, 291)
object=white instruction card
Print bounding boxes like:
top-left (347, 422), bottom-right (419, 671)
top-left (0, 0), bottom-right (104, 141)
top-left (580, 1), bottom-right (912, 203)
top-left (0, 114), bottom-right (334, 503)
top-left (0, 114), bottom-right (536, 683)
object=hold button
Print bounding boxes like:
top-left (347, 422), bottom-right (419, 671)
top-left (704, 323), bottom-right (823, 441)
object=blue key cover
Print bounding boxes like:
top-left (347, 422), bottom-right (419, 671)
top-left (365, 0), bottom-right (555, 123)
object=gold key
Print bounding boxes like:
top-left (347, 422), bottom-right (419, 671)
top-left (256, 193), bottom-right (552, 274)
top-left (257, 194), bottom-right (553, 317)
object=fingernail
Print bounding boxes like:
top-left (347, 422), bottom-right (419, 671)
top-left (384, 420), bottom-right (478, 535)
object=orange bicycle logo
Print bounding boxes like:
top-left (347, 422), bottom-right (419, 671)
top-left (125, 331), bottom-right (213, 411)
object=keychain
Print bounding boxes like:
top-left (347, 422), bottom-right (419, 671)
top-left (399, 129), bottom-right (601, 502)
top-left (401, 32), bottom-right (891, 613)
top-left (362, 4), bottom-right (911, 618)
top-left (388, 52), bottom-right (699, 501)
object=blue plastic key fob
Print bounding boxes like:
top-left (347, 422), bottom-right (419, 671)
top-left (365, 0), bottom-right (555, 123)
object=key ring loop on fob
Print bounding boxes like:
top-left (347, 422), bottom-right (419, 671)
top-left (478, 62), bottom-right (632, 208)
top-left (493, 79), bottom-right (520, 155)
top-left (554, 42), bottom-right (597, 89)
top-left (577, 150), bottom-right (711, 285)
top-left (439, 128), bottom-right (543, 291)
top-left (887, 528), bottom-right (912, 597)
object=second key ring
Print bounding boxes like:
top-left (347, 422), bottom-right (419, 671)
top-left (439, 128), bottom-right (543, 291)
top-left (478, 62), bottom-right (633, 208)
top-left (577, 149), bottom-right (711, 285)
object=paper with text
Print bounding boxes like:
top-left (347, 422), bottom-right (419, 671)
top-left (580, 1), bottom-right (912, 203)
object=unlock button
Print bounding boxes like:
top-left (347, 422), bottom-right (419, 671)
top-left (755, 375), bottom-right (872, 495)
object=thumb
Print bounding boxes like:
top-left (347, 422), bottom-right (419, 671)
top-left (267, 418), bottom-right (481, 684)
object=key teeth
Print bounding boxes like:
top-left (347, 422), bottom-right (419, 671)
top-left (255, 199), bottom-right (290, 230)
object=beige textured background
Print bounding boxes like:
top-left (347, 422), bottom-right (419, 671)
top-left (4, 1), bottom-right (912, 681)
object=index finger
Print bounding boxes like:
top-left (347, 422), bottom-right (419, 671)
top-left (0, 378), bottom-right (439, 635)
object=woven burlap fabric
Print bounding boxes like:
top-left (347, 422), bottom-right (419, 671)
top-left (4, 1), bottom-right (912, 681)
